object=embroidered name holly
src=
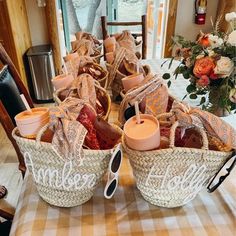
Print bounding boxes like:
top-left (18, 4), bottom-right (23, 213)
top-left (145, 164), bottom-right (208, 203)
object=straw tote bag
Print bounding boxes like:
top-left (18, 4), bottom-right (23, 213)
top-left (13, 124), bottom-right (122, 207)
top-left (122, 114), bottom-right (233, 208)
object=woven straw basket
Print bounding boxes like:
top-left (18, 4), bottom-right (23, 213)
top-left (106, 63), bottom-right (151, 101)
top-left (122, 114), bottom-right (232, 208)
top-left (13, 124), bottom-right (122, 207)
top-left (53, 81), bottom-right (111, 121)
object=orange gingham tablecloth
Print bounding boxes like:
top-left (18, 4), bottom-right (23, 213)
top-left (10, 155), bottom-right (236, 236)
top-left (10, 59), bottom-right (236, 236)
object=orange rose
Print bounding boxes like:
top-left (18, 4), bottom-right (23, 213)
top-left (198, 34), bottom-right (211, 47)
top-left (193, 57), bottom-right (215, 78)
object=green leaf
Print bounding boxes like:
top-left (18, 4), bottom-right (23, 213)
top-left (186, 84), bottom-right (196, 93)
top-left (190, 94), bottom-right (197, 99)
top-left (161, 60), bottom-right (168, 67)
top-left (168, 57), bottom-right (174, 69)
top-left (199, 97), bottom-right (206, 105)
top-left (178, 66), bottom-right (186, 73)
top-left (183, 71), bottom-right (190, 79)
top-left (182, 94), bottom-right (187, 100)
top-left (167, 80), bottom-right (171, 88)
top-left (162, 73), bottom-right (171, 80)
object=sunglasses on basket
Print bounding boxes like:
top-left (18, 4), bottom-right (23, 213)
top-left (207, 151), bottom-right (236, 193)
top-left (104, 143), bottom-right (123, 199)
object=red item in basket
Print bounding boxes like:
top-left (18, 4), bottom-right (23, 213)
top-left (94, 117), bottom-right (121, 149)
top-left (160, 126), bottom-right (188, 147)
top-left (77, 105), bottom-right (100, 149)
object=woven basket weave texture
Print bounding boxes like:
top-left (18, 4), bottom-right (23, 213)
top-left (13, 127), bottom-right (119, 207)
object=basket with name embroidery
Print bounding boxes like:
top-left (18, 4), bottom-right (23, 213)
top-left (122, 112), bottom-right (233, 208)
top-left (13, 124), bottom-right (122, 207)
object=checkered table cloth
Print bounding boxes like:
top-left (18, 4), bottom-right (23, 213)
top-left (10, 60), bottom-right (236, 236)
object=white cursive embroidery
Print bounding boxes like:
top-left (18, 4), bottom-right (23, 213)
top-left (24, 152), bottom-right (96, 191)
top-left (145, 163), bottom-right (207, 203)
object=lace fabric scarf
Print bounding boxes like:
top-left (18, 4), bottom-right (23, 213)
top-left (114, 30), bottom-right (137, 53)
top-left (107, 47), bottom-right (144, 88)
top-left (64, 56), bottom-right (95, 79)
top-left (118, 75), bottom-right (169, 125)
top-left (49, 97), bottom-right (88, 161)
top-left (59, 73), bottom-right (97, 111)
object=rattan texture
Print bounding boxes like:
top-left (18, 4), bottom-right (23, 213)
top-left (122, 122), bottom-right (232, 208)
top-left (12, 125), bottom-right (122, 207)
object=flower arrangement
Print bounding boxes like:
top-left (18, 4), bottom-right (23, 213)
top-left (163, 12), bottom-right (236, 116)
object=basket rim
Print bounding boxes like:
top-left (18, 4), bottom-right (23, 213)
top-left (122, 135), bottom-right (232, 157)
top-left (12, 125), bottom-right (123, 155)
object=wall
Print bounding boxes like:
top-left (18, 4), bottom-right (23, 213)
top-left (6, 0), bottom-right (32, 86)
top-left (175, 0), bottom-right (219, 41)
top-left (25, 0), bottom-right (49, 45)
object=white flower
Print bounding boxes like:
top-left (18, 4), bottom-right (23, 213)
top-left (196, 54), bottom-right (205, 59)
top-left (208, 34), bottom-right (223, 48)
top-left (227, 30), bottom-right (236, 46)
top-left (225, 12), bottom-right (236, 22)
top-left (214, 56), bottom-right (234, 77)
top-left (207, 49), bottom-right (215, 57)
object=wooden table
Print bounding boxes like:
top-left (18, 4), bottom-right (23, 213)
top-left (10, 60), bottom-right (236, 236)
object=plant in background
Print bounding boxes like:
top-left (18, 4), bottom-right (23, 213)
top-left (162, 12), bottom-right (236, 116)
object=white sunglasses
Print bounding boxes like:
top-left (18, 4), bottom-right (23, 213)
top-left (104, 143), bottom-right (123, 199)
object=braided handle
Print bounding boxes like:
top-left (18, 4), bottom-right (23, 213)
top-left (156, 112), bottom-right (209, 150)
top-left (36, 123), bottom-right (50, 144)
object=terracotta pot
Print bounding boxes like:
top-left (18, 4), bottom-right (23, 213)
top-left (15, 107), bottom-right (49, 139)
top-left (124, 114), bottom-right (160, 151)
top-left (122, 73), bottom-right (144, 92)
top-left (51, 74), bottom-right (74, 90)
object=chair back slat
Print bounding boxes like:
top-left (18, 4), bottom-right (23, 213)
top-left (101, 15), bottom-right (147, 59)
top-left (0, 43), bottom-right (32, 176)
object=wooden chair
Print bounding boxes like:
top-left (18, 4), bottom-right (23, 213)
top-left (0, 43), bottom-right (34, 176)
top-left (101, 15), bottom-right (147, 59)
top-left (0, 43), bottom-right (34, 220)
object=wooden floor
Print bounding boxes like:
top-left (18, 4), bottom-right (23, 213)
top-left (0, 124), bottom-right (18, 165)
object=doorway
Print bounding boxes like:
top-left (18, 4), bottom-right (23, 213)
top-left (58, 0), bottom-right (168, 59)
